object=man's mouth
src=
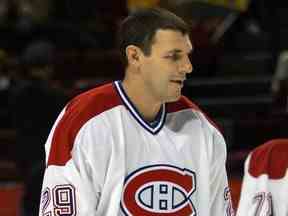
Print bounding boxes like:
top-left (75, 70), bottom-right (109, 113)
top-left (170, 80), bottom-right (184, 85)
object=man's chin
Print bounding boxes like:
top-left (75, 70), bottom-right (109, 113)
top-left (165, 94), bottom-right (181, 103)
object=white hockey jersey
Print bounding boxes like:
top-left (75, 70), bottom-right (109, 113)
top-left (39, 81), bottom-right (233, 216)
top-left (236, 139), bottom-right (288, 216)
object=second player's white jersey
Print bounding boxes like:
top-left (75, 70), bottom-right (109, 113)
top-left (39, 81), bottom-right (233, 216)
top-left (236, 139), bottom-right (288, 216)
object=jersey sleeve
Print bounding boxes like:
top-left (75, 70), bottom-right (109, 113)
top-left (39, 142), bottom-right (99, 216)
top-left (209, 127), bottom-right (235, 216)
top-left (39, 108), bottom-right (111, 216)
top-left (196, 110), bottom-right (234, 216)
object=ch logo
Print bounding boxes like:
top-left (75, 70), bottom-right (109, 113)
top-left (121, 164), bottom-right (197, 216)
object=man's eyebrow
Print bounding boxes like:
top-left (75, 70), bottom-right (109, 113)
top-left (166, 49), bottom-right (182, 54)
top-left (166, 49), bottom-right (193, 54)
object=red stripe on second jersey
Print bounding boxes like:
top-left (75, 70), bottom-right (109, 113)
top-left (248, 139), bottom-right (288, 179)
top-left (47, 83), bottom-right (122, 166)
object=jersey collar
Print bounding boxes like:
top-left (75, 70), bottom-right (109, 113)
top-left (114, 80), bottom-right (166, 135)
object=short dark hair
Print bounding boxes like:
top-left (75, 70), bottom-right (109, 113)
top-left (118, 7), bottom-right (190, 66)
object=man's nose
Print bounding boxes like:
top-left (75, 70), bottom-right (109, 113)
top-left (180, 57), bottom-right (193, 74)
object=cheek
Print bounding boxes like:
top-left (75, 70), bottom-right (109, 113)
top-left (141, 59), bottom-right (156, 74)
top-left (142, 59), bottom-right (175, 85)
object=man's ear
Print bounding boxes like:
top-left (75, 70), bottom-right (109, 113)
top-left (126, 45), bottom-right (143, 67)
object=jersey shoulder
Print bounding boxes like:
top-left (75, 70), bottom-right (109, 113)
top-left (166, 95), bottom-right (200, 113)
top-left (67, 82), bottom-right (122, 114)
top-left (47, 82), bottom-right (122, 166)
top-left (63, 82), bottom-right (122, 132)
top-left (248, 139), bottom-right (288, 179)
top-left (167, 96), bottom-right (221, 132)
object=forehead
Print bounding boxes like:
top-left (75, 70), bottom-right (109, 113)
top-left (151, 29), bottom-right (192, 54)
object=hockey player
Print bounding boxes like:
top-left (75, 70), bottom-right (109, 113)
top-left (39, 7), bottom-right (233, 216)
top-left (236, 139), bottom-right (288, 216)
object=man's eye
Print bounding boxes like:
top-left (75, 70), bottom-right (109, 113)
top-left (166, 55), bottom-right (180, 61)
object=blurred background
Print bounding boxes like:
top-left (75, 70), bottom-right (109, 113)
top-left (0, 0), bottom-right (288, 215)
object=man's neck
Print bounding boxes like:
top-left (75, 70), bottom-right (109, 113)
top-left (122, 79), bottom-right (162, 122)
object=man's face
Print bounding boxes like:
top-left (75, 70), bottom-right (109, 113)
top-left (139, 29), bottom-right (193, 103)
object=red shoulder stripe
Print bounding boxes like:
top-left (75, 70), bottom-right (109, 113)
top-left (248, 139), bottom-right (288, 179)
top-left (167, 96), bottom-right (222, 132)
top-left (166, 96), bottom-right (200, 113)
